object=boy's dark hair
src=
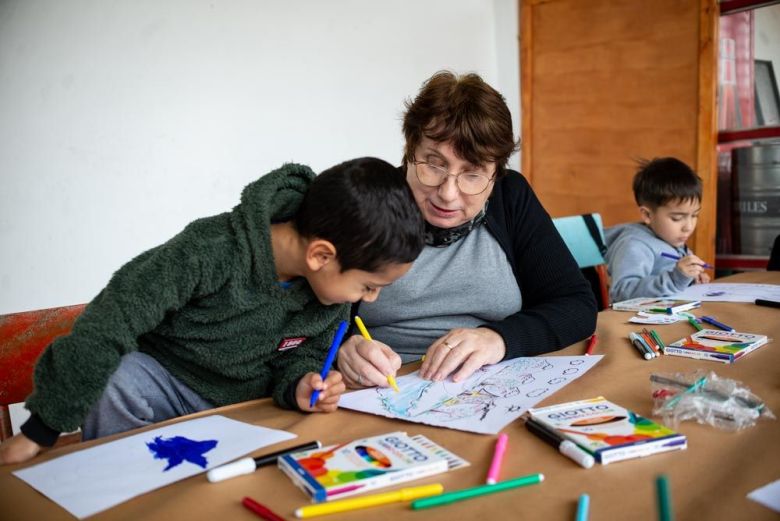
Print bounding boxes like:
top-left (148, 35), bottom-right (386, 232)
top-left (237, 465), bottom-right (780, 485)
top-left (294, 157), bottom-right (425, 272)
top-left (632, 157), bottom-right (702, 208)
top-left (402, 70), bottom-right (520, 178)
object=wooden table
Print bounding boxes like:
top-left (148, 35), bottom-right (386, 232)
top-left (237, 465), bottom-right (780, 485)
top-left (1, 272), bottom-right (778, 520)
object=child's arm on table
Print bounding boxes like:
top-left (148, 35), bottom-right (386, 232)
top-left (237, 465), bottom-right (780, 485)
top-left (0, 433), bottom-right (42, 465)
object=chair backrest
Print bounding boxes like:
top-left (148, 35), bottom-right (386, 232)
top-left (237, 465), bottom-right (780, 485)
top-left (552, 213), bottom-right (607, 268)
top-left (0, 304), bottom-right (86, 440)
top-left (769, 234), bottom-right (780, 271)
top-left (552, 213), bottom-right (610, 310)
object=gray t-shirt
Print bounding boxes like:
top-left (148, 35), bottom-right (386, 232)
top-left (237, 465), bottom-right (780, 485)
top-left (359, 225), bottom-right (522, 363)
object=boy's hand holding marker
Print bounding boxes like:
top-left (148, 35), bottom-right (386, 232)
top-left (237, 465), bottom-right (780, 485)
top-left (660, 252), bottom-right (712, 284)
top-left (296, 371), bottom-right (346, 412)
top-left (302, 320), bottom-right (349, 411)
top-left (675, 253), bottom-right (710, 280)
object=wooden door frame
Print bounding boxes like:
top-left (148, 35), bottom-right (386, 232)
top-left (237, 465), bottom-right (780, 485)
top-left (519, 0), bottom-right (719, 269)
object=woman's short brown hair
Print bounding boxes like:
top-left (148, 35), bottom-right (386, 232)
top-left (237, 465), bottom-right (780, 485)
top-left (402, 70), bottom-right (519, 177)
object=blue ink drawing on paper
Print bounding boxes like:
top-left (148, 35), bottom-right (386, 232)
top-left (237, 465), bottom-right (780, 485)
top-left (146, 436), bottom-right (218, 471)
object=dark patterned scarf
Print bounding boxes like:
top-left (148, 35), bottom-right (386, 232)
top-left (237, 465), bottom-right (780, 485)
top-left (424, 203), bottom-right (488, 247)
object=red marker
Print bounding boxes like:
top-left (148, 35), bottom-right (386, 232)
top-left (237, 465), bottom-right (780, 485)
top-left (242, 497), bottom-right (286, 521)
top-left (585, 334), bottom-right (597, 355)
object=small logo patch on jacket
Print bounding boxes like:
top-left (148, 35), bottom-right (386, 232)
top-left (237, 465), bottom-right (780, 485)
top-left (277, 337), bottom-right (307, 351)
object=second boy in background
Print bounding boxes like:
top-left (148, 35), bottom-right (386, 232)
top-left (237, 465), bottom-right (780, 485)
top-left (605, 157), bottom-right (711, 303)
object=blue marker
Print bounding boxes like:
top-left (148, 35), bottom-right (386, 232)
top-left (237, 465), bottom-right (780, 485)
top-left (660, 251), bottom-right (713, 269)
top-left (309, 320), bottom-right (349, 408)
top-left (700, 315), bottom-right (735, 332)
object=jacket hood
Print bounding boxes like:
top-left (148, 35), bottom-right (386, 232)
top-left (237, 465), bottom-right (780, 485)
top-left (230, 163), bottom-right (315, 285)
top-left (604, 222), bottom-right (649, 246)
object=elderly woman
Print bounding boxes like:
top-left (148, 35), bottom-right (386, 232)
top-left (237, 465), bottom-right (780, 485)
top-left (337, 71), bottom-right (597, 387)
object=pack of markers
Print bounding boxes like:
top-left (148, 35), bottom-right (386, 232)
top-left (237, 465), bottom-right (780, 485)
top-left (612, 297), bottom-right (701, 314)
top-left (528, 397), bottom-right (686, 465)
top-left (628, 329), bottom-right (664, 360)
top-left (278, 431), bottom-right (469, 502)
top-left (665, 329), bottom-right (769, 364)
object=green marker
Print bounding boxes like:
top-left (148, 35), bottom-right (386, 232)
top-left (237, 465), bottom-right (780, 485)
top-left (648, 307), bottom-right (672, 314)
top-left (656, 474), bottom-right (674, 521)
top-left (650, 330), bottom-right (666, 354)
top-left (411, 473), bottom-right (544, 510)
top-left (686, 316), bottom-right (703, 331)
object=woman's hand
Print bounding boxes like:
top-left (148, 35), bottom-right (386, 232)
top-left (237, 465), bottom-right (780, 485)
top-left (0, 433), bottom-right (42, 465)
top-left (337, 335), bottom-right (402, 389)
top-left (295, 371), bottom-right (345, 413)
top-left (420, 327), bottom-right (506, 383)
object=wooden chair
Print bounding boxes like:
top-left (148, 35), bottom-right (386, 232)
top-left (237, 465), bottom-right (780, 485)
top-left (0, 304), bottom-right (86, 442)
top-left (552, 213), bottom-right (611, 311)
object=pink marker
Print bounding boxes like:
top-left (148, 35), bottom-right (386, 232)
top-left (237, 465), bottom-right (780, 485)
top-left (486, 433), bottom-right (509, 484)
top-left (326, 483), bottom-right (365, 497)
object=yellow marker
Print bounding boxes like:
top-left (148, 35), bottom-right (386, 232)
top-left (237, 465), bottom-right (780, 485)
top-left (295, 483), bottom-right (444, 518)
top-left (354, 316), bottom-right (400, 392)
top-left (386, 374), bottom-right (401, 392)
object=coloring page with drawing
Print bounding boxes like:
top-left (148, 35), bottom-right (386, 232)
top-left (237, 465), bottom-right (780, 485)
top-left (339, 356), bottom-right (603, 435)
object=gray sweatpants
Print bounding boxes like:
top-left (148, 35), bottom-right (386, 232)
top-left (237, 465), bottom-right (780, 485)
top-left (81, 352), bottom-right (214, 440)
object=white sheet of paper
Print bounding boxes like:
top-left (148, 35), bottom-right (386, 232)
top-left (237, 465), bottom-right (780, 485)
top-left (339, 356), bottom-right (603, 434)
top-left (13, 415), bottom-right (295, 519)
top-left (747, 478), bottom-right (780, 513)
top-left (671, 283), bottom-right (780, 302)
top-left (629, 312), bottom-right (683, 324)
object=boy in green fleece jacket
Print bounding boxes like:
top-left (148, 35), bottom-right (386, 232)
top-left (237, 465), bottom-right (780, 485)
top-left (0, 157), bottom-right (425, 465)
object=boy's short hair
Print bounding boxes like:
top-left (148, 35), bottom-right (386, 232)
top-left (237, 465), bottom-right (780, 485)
top-left (294, 157), bottom-right (425, 272)
top-left (402, 70), bottom-right (520, 178)
top-left (632, 157), bottom-right (702, 208)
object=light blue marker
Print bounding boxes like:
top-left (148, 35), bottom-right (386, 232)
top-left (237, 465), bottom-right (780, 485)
top-left (576, 493), bottom-right (590, 521)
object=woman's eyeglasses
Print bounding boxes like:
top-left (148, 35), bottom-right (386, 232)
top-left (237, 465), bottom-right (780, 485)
top-left (412, 159), bottom-right (495, 195)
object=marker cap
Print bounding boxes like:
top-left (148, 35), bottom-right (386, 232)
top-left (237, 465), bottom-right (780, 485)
top-left (559, 440), bottom-right (595, 469)
top-left (207, 457), bottom-right (255, 482)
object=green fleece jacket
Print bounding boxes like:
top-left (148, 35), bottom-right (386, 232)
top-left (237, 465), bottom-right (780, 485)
top-left (25, 164), bottom-right (350, 433)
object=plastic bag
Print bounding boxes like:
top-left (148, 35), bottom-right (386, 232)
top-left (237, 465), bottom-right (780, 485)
top-left (650, 370), bottom-right (774, 431)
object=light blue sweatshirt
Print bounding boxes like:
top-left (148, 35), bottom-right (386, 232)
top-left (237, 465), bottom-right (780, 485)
top-left (604, 223), bottom-right (694, 303)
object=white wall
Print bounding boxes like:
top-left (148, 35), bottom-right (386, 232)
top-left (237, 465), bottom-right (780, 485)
top-left (0, 0), bottom-right (520, 314)
top-left (755, 3), bottom-right (780, 103)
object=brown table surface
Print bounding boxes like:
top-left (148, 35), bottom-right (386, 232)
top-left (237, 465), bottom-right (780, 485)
top-left (1, 272), bottom-right (778, 521)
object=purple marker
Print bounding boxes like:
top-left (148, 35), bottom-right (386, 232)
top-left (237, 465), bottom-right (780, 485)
top-left (660, 251), bottom-right (713, 269)
top-left (700, 315), bottom-right (736, 332)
